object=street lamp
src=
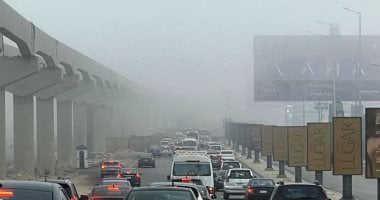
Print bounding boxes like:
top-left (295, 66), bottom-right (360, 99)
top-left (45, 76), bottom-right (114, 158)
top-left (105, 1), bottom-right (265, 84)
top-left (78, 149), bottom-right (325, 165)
top-left (343, 6), bottom-right (362, 116)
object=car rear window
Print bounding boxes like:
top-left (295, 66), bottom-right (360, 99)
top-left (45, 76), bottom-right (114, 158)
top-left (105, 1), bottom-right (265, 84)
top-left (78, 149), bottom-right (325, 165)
top-left (229, 170), bottom-right (252, 179)
top-left (127, 190), bottom-right (193, 200)
top-left (121, 168), bottom-right (138, 174)
top-left (0, 188), bottom-right (51, 200)
top-left (278, 185), bottom-right (324, 199)
top-left (59, 184), bottom-right (73, 197)
top-left (248, 179), bottom-right (275, 186)
top-left (222, 162), bottom-right (240, 170)
top-left (221, 151), bottom-right (233, 154)
top-left (140, 154), bottom-right (152, 158)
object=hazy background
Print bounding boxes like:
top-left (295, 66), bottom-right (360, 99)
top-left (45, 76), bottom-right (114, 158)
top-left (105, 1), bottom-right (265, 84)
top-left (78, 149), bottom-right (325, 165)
top-left (4, 0), bottom-right (380, 129)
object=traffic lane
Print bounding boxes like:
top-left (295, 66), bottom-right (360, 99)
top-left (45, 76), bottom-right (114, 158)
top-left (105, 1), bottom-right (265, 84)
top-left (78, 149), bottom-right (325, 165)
top-left (139, 156), bottom-right (244, 200)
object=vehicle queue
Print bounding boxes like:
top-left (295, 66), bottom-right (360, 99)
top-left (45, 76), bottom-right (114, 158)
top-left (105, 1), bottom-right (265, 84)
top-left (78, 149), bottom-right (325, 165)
top-left (0, 130), bottom-right (331, 200)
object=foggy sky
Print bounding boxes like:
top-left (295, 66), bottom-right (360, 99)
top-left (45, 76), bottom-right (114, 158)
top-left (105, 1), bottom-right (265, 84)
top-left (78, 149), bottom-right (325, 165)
top-left (4, 0), bottom-right (380, 125)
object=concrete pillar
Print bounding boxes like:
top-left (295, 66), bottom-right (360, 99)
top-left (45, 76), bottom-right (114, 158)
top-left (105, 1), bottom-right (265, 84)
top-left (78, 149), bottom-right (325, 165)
top-left (92, 106), bottom-right (109, 153)
top-left (57, 100), bottom-right (74, 166)
top-left (36, 98), bottom-right (55, 175)
top-left (73, 103), bottom-right (87, 148)
top-left (0, 89), bottom-right (5, 179)
top-left (13, 95), bottom-right (34, 174)
top-left (86, 106), bottom-right (94, 156)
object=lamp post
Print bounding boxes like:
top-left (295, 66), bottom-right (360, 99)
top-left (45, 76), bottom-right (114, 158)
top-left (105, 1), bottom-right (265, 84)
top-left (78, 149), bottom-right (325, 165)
top-left (343, 6), bottom-right (362, 117)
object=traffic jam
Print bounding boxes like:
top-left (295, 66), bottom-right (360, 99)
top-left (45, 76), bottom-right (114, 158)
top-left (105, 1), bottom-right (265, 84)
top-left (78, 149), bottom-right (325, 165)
top-left (0, 129), bottom-right (330, 200)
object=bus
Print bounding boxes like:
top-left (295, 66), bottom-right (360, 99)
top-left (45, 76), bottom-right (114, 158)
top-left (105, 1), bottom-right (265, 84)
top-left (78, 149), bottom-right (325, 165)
top-left (198, 129), bottom-right (212, 142)
top-left (181, 138), bottom-right (198, 150)
top-left (185, 131), bottom-right (199, 141)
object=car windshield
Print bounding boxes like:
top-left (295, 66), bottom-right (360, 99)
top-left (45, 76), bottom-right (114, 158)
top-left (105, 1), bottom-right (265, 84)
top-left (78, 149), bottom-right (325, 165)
top-left (222, 162), bottom-right (240, 170)
top-left (92, 186), bottom-right (129, 196)
top-left (248, 179), bottom-right (275, 186)
top-left (229, 170), bottom-right (253, 179)
top-left (221, 151), bottom-right (233, 155)
top-left (279, 185), bottom-right (324, 199)
top-left (0, 189), bottom-right (51, 200)
top-left (173, 162), bottom-right (211, 176)
top-left (127, 190), bottom-right (193, 200)
top-left (101, 180), bottom-right (131, 186)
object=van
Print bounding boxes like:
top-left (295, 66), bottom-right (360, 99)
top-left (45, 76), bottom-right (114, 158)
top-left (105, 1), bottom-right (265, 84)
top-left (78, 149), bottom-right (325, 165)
top-left (168, 151), bottom-right (216, 198)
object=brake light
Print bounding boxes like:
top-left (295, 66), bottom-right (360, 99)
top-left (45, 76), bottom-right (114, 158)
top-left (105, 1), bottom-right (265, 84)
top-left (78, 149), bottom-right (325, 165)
top-left (71, 197), bottom-right (79, 200)
top-left (107, 186), bottom-right (120, 192)
top-left (181, 177), bottom-right (191, 183)
top-left (117, 174), bottom-right (121, 178)
top-left (247, 188), bottom-right (255, 194)
top-left (208, 187), bottom-right (215, 194)
top-left (0, 190), bottom-right (13, 197)
top-left (101, 164), bottom-right (107, 169)
top-left (136, 173), bottom-right (141, 178)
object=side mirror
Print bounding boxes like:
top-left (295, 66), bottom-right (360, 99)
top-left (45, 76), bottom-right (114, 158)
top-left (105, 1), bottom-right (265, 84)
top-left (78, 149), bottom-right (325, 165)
top-left (80, 195), bottom-right (88, 200)
top-left (167, 175), bottom-right (170, 180)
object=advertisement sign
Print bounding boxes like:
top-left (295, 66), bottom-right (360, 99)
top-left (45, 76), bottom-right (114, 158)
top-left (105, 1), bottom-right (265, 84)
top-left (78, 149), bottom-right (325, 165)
top-left (333, 117), bottom-right (362, 175)
top-left (261, 126), bottom-right (274, 156)
top-left (365, 108), bottom-right (380, 178)
top-left (288, 126), bottom-right (307, 167)
top-left (307, 123), bottom-right (331, 171)
top-left (273, 126), bottom-right (288, 161)
top-left (253, 35), bottom-right (380, 101)
top-left (250, 124), bottom-right (262, 150)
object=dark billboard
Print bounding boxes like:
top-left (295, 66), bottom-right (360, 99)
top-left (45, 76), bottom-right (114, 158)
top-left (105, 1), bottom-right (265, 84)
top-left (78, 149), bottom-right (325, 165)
top-left (254, 35), bottom-right (380, 101)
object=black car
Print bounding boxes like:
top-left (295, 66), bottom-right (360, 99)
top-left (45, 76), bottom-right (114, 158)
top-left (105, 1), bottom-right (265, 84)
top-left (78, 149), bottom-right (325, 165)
top-left (149, 149), bottom-right (162, 157)
top-left (84, 185), bottom-right (130, 200)
top-left (44, 179), bottom-right (80, 200)
top-left (126, 187), bottom-right (197, 200)
top-left (99, 178), bottom-right (132, 188)
top-left (244, 178), bottom-right (275, 200)
top-left (117, 168), bottom-right (142, 187)
top-left (137, 153), bottom-right (155, 168)
top-left (0, 180), bottom-right (72, 200)
top-left (269, 182), bottom-right (331, 200)
top-left (214, 170), bottom-right (227, 191)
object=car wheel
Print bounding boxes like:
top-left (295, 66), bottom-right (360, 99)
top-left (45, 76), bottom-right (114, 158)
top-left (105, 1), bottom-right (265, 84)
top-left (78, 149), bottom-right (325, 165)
top-left (223, 192), bottom-right (229, 199)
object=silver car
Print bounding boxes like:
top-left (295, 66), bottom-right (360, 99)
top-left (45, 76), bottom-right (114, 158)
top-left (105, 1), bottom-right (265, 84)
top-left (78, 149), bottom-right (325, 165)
top-left (223, 168), bottom-right (254, 199)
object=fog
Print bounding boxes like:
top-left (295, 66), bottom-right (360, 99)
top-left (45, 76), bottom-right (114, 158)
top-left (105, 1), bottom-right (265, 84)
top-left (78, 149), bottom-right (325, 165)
top-left (4, 0), bottom-right (380, 130)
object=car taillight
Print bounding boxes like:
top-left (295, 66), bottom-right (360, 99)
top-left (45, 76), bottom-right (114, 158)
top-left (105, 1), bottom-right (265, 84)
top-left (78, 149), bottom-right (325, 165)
top-left (0, 190), bottom-right (13, 198)
top-left (136, 173), bottom-right (141, 178)
top-left (207, 187), bottom-right (215, 194)
top-left (101, 165), bottom-right (107, 169)
top-left (117, 174), bottom-right (121, 178)
top-left (181, 177), bottom-right (191, 183)
top-left (71, 197), bottom-right (78, 200)
top-left (117, 164), bottom-right (121, 168)
top-left (247, 188), bottom-right (255, 194)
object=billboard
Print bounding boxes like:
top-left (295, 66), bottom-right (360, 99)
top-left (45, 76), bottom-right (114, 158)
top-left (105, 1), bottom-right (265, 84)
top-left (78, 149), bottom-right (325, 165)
top-left (287, 126), bottom-right (307, 167)
top-left (333, 117), bottom-right (362, 175)
top-left (273, 126), bottom-right (288, 161)
top-left (307, 123), bottom-right (331, 171)
top-left (365, 108), bottom-right (380, 178)
top-left (250, 124), bottom-right (262, 150)
top-left (254, 35), bottom-right (380, 101)
top-left (261, 126), bottom-right (273, 156)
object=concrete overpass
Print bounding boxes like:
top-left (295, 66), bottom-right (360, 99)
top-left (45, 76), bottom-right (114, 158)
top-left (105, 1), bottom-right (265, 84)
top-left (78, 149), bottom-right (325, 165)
top-left (0, 0), bottom-right (158, 178)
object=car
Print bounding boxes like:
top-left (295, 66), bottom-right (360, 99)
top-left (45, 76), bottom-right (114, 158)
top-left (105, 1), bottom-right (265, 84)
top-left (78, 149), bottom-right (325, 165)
top-left (125, 187), bottom-right (197, 200)
top-left (209, 154), bottom-right (222, 169)
top-left (117, 168), bottom-right (142, 187)
top-left (149, 181), bottom-right (209, 200)
top-left (244, 178), bottom-right (275, 200)
top-left (269, 182), bottom-right (331, 200)
top-left (221, 157), bottom-right (236, 162)
top-left (99, 178), bottom-right (132, 188)
top-left (100, 160), bottom-right (122, 178)
top-left (43, 179), bottom-right (80, 200)
top-left (223, 168), bottom-right (255, 199)
top-left (171, 177), bottom-right (216, 200)
top-left (137, 153), bottom-right (155, 168)
top-left (148, 149), bottom-right (162, 157)
top-left (0, 180), bottom-right (72, 200)
top-left (220, 160), bottom-right (242, 170)
top-left (84, 185), bottom-right (130, 200)
top-left (214, 170), bottom-right (228, 191)
top-left (160, 148), bottom-right (172, 157)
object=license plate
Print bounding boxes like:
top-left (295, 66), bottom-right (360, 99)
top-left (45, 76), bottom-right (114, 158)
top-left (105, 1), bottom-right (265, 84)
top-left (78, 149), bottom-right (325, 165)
top-left (259, 190), bottom-right (267, 194)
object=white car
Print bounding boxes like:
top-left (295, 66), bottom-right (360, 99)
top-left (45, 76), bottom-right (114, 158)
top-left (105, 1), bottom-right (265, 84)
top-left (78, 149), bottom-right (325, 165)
top-left (220, 160), bottom-right (241, 171)
top-left (223, 168), bottom-right (254, 199)
top-left (220, 150), bottom-right (235, 159)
